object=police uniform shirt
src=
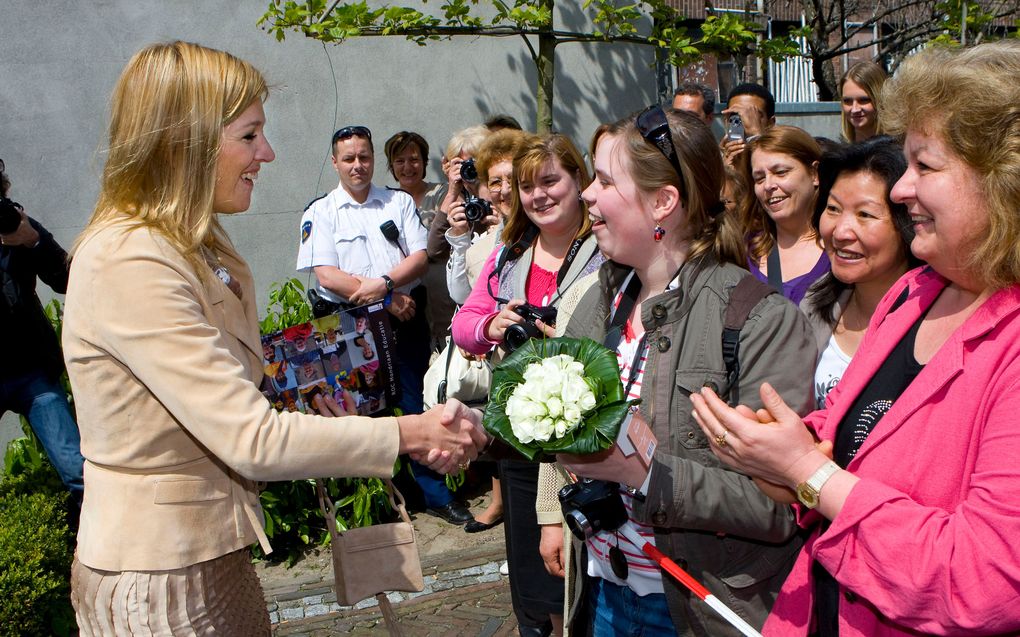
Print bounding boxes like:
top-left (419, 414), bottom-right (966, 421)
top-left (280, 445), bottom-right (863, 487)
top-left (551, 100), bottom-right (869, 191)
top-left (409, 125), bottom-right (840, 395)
top-left (296, 183), bottom-right (427, 303)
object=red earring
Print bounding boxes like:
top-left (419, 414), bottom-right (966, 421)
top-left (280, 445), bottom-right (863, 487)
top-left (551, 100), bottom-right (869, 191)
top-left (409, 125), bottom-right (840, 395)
top-left (653, 225), bottom-right (666, 242)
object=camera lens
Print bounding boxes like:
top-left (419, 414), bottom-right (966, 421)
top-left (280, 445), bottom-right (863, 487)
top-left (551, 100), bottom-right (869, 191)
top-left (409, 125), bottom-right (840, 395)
top-left (503, 324), bottom-right (533, 352)
top-left (460, 158), bottom-right (478, 183)
top-left (564, 509), bottom-right (595, 540)
top-left (463, 196), bottom-right (490, 224)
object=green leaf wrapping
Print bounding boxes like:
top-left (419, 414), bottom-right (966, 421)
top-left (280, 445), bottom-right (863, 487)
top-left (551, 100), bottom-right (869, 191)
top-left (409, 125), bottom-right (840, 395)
top-left (482, 337), bottom-right (637, 460)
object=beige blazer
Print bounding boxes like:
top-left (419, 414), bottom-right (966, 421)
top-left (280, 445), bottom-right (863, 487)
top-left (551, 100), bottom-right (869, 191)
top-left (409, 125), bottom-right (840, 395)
top-left (63, 221), bottom-right (400, 572)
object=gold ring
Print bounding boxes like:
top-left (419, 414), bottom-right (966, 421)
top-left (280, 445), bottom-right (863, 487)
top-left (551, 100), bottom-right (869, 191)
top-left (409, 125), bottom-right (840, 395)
top-left (458, 461), bottom-right (470, 471)
top-left (714, 431), bottom-right (728, 447)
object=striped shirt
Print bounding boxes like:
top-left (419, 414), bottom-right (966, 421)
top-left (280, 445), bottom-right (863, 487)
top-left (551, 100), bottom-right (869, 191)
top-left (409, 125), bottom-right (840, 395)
top-left (585, 288), bottom-right (664, 596)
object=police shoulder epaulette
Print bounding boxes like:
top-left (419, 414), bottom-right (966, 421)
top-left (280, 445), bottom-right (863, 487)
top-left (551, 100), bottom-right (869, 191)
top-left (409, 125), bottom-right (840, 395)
top-left (303, 193), bottom-right (328, 212)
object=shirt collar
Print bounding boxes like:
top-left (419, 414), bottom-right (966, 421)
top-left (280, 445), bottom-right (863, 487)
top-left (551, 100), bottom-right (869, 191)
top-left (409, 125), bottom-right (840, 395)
top-left (332, 183), bottom-right (384, 208)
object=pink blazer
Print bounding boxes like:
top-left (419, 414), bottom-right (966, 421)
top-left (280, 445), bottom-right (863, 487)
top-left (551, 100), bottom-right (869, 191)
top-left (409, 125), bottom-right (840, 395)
top-left (765, 267), bottom-right (1020, 636)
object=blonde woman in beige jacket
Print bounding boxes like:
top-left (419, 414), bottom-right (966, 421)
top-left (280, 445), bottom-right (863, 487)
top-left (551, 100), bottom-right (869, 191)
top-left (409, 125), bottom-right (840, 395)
top-left (63, 41), bottom-right (486, 635)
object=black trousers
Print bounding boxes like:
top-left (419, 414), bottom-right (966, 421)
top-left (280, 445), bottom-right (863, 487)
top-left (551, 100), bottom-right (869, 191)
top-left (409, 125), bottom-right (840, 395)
top-left (500, 459), bottom-right (563, 631)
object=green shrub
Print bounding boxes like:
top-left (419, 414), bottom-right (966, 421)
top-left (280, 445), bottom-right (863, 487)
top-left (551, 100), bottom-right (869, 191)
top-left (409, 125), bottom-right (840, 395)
top-left (0, 488), bottom-right (75, 636)
top-left (1, 417), bottom-right (76, 636)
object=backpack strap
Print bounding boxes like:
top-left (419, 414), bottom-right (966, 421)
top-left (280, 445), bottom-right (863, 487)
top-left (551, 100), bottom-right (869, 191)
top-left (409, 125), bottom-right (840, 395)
top-left (722, 276), bottom-right (777, 404)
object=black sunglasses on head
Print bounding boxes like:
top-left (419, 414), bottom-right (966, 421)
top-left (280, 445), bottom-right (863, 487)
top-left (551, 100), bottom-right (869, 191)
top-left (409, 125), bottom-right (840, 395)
top-left (635, 105), bottom-right (685, 200)
top-left (332, 126), bottom-right (372, 144)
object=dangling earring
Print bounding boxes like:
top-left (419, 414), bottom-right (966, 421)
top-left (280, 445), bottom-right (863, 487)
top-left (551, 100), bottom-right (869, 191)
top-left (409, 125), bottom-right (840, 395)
top-left (653, 225), bottom-right (666, 242)
top-left (577, 190), bottom-right (584, 202)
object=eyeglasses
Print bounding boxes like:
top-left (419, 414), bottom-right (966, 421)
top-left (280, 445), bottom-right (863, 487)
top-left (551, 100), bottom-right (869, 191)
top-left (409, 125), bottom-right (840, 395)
top-left (332, 126), bottom-right (372, 145)
top-left (635, 105), bottom-right (685, 199)
top-left (487, 176), bottom-right (512, 193)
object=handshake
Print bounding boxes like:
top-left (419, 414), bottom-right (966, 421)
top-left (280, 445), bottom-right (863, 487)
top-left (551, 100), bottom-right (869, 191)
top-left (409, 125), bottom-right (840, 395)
top-left (312, 393), bottom-right (489, 474)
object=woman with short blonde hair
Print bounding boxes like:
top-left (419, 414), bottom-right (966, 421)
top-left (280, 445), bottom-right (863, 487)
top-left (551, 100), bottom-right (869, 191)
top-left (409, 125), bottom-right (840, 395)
top-left (693, 40), bottom-right (1020, 636)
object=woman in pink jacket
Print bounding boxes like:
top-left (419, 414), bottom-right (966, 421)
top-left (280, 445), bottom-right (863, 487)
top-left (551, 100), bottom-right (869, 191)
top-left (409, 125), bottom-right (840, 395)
top-left (692, 41), bottom-right (1020, 636)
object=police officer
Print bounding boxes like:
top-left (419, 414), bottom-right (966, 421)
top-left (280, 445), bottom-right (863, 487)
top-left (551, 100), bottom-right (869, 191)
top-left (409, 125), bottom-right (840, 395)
top-left (297, 127), bottom-right (473, 525)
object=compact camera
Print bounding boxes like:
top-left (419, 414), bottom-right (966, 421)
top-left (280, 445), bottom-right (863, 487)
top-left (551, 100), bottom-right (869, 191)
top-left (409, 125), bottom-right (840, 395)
top-left (460, 158), bottom-right (479, 183)
top-left (558, 478), bottom-right (628, 541)
top-left (462, 195), bottom-right (492, 224)
top-left (503, 302), bottom-right (557, 352)
top-left (0, 198), bottom-right (22, 235)
top-left (725, 113), bottom-right (746, 143)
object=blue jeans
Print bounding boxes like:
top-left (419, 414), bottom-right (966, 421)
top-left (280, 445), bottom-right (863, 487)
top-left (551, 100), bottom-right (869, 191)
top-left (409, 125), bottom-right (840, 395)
top-left (0, 370), bottom-right (85, 497)
top-left (589, 577), bottom-right (676, 637)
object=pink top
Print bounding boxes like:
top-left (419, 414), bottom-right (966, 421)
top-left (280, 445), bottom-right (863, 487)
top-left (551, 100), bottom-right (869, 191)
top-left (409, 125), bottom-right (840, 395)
top-left (765, 267), bottom-right (1020, 636)
top-left (451, 245), bottom-right (558, 355)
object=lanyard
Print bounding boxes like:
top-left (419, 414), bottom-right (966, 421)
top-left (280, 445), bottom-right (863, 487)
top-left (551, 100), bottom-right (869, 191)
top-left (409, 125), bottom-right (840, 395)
top-left (487, 228), bottom-right (590, 306)
top-left (604, 270), bottom-right (648, 397)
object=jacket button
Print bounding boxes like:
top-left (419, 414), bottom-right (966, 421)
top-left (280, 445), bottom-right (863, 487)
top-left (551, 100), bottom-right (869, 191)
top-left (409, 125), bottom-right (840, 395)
top-left (652, 304), bottom-right (667, 320)
top-left (657, 336), bottom-right (671, 352)
top-left (844, 591), bottom-right (857, 603)
top-left (678, 558), bottom-right (688, 569)
top-left (703, 380), bottom-right (719, 393)
top-left (652, 511), bottom-right (667, 525)
top-left (687, 431), bottom-right (695, 439)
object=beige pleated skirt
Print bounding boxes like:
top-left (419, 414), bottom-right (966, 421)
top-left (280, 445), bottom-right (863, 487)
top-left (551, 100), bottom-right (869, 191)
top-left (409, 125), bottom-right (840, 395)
top-left (71, 549), bottom-right (270, 636)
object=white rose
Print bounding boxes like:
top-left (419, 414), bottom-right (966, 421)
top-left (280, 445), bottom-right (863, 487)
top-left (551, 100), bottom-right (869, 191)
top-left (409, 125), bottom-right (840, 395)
top-left (516, 378), bottom-right (545, 403)
top-left (554, 419), bottom-right (569, 438)
top-left (535, 417), bottom-right (556, 441)
top-left (512, 419), bottom-right (538, 443)
top-left (560, 376), bottom-right (587, 403)
top-left (563, 404), bottom-right (582, 426)
top-left (578, 388), bottom-right (597, 412)
top-left (546, 396), bottom-right (563, 418)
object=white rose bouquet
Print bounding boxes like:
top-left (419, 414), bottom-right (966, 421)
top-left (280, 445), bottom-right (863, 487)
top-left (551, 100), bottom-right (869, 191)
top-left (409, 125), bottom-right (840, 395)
top-left (483, 337), bottom-right (637, 460)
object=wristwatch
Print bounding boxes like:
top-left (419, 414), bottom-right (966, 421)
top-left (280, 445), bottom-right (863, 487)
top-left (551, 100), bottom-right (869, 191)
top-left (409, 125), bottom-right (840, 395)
top-left (795, 460), bottom-right (840, 509)
top-left (381, 275), bottom-right (395, 292)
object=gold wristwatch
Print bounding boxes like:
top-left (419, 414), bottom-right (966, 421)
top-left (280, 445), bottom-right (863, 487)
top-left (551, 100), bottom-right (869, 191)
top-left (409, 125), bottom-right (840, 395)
top-left (795, 460), bottom-right (841, 509)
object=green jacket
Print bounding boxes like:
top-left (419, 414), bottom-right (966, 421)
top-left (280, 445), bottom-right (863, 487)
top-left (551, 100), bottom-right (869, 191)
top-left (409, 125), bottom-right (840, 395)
top-left (562, 256), bottom-right (817, 636)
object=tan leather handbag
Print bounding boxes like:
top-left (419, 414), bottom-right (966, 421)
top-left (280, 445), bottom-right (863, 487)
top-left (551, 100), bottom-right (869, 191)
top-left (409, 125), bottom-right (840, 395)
top-left (316, 478), bottom-right (424, 634)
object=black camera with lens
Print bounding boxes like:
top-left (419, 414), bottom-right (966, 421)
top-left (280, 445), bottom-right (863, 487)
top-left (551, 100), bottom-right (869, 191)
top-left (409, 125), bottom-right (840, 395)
top-left (0, 198), bottom-right (22, 235)
top-left (307, 288), bottom-right (344, 319)
top-left (462, 195), bottom-right (492, 224)
top-left (503, 302), bottom-right (557, 352)
top-left (558, 478), bottom-right (628, 541)
top-left (459, 158), bottom-right (479, 184)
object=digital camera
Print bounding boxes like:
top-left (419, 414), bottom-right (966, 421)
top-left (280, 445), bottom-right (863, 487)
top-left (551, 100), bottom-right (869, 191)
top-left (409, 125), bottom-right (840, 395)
top-left (460, 158), bottom-right (479, 183)
top-left (558, 478), bottom-right (628, 541)
top-left (0, 198), bottom-right (22, 235)
top-left (503, 302), bottom-right (557, 352)
top-left (307, 289), bottom-right (344, 319)
top-left (725, 113), bottom-right (745, 143)
top-left (462, 195), bottom-right (492, 224)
